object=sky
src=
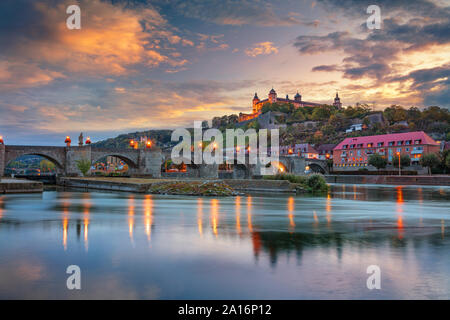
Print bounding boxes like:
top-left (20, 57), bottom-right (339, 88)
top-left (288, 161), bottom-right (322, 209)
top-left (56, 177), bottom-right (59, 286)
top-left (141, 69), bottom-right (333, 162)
top-left (0, 0), bottom-right (449, 145)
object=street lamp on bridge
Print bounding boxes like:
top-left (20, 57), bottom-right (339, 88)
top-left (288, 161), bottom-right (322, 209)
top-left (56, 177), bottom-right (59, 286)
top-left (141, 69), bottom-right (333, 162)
top-left (0, 135), bottom-right (4, 145)
top-left (146, 140), bottom-right (152, 149)
top-left (85, 137), bottom-right (91, 145)
top-left (65, 136), bottom-right (71, 147)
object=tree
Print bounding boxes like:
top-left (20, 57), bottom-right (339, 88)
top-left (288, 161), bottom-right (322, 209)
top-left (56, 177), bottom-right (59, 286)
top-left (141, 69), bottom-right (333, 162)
top-left (40, 159), bottom-right (56, 173)
top-left (420, 153), bottom-right (440, 175)
top-left (439, 150), bottom-right (450, 173)
top-left (383, 105), bottom-right (407, 124)
top-left (368, 154), bottom-right (387, 170)
top-left (76, 158), bottom-right (91, 176)
top-left (446, 154), bottom-right (450, 172)
top-left (311, 106), bottom-right (333, 120)
top-left (392, 154), bottom-right (411, 168)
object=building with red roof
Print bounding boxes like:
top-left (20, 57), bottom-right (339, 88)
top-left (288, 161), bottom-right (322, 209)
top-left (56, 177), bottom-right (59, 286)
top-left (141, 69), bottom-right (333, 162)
top-left (333, 131), bottom-right (440, 169)
top-left (238, 88), bottom-right (342, 122)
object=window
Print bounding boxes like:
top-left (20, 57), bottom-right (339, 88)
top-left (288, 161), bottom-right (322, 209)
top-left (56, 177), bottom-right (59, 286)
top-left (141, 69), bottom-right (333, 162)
top-left (414, 139), bottom-right (421, 144)
top-left (377, 142), bottom-right (384, 147)
top-left (343, 145), bottom-right (348, 149)
top-left (388, 141), bottom-right (395, 146)
top-left (405, 140), bottom-right (412, 145)
top-left (397, 141), bottom-right (403, 145)
top-left (406, 148), bottom-right (409, 152)
top-left (397, 148), bottom-right (401, 152)
top-left (350, 144), bottom-right (355, 148)
top-left (367, 143), bottom-right (373, 148)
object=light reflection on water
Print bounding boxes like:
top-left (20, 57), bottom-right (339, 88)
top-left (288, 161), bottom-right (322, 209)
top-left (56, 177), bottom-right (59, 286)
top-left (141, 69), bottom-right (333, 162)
top-left (0, 184), bottom-right (449, 299)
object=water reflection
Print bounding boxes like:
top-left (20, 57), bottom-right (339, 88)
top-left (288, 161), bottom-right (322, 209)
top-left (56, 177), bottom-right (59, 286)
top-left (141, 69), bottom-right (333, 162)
top-left (128, 197), bottom-right (135, 245)
top-left (0, 196), bottom-right (3, 220)
top-left (210, 199), bottom-right (219, 237)
top-left (287, 196), bottom-right (295, 232)
top-left (0, 184), bottom-right (449, 299)
top-left (235, 196), bottom-right (241, 235)
top-left (247, 196), bottom-right (253, 233)
top-left (197, 198), bottom-right (203, 237)
top-left (144, 195), bottom-right (153, 242)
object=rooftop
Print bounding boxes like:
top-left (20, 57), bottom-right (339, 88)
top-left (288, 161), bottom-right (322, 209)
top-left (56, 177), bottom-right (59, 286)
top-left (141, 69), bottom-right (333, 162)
top-left (334, 131), bottom-right (439, 150)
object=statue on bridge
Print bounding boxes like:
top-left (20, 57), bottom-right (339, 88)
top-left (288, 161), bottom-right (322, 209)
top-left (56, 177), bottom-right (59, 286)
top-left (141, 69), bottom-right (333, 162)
top-left (78, 133), bottom-right (84, 146)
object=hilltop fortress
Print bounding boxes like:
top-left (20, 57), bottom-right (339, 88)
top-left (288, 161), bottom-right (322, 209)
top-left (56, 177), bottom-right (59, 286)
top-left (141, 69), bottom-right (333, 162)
top-left (239, 88), bottom-right (342, 122)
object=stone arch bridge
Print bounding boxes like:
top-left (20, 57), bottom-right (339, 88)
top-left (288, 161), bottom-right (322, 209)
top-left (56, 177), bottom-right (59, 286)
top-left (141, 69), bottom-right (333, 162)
top-left (0, 145), bottom-right (162, 177)
top-left (161, 150), bottom-right (328, 179)
top-left (1, 144), bottom-right (328, 178)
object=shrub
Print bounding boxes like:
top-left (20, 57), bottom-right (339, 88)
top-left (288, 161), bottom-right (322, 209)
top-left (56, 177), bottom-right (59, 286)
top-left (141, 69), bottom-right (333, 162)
top-left (392, 154), bottom-right (411, 168)
top-left (420, 153), bottom-right (440, 175)
top-left (264, 173), bottom-right (306, 184)
top-left (264, 173), bottom-right (329, 193)
top-left (306, 174), bottom-right (329, 193)
top-left (76, 158), bottom-right (91, 177)
top-left (368, 154), bottom-right (387, 170)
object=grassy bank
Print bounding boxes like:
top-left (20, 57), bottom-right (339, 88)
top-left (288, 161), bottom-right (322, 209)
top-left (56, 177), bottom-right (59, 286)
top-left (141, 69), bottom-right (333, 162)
top-left (149, 181), bottom-right (239, 196)
top-left (264, 173), bottom-right (329, 193)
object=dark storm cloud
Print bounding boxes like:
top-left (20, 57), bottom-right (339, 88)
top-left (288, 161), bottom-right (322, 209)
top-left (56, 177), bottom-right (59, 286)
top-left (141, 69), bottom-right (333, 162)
top-left (392, 65), bottom-right (450, 91)
top-left (316, 0), bottom-right (450, 20)
top-left (149, 0), bottom-right (318, 26)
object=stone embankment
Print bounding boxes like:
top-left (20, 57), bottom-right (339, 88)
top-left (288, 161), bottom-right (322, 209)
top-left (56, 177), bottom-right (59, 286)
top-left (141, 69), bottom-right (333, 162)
top-left (0, 178), bottom-right (43, 194)
top-left (325, 175), bottom-right (450, 186)
top-left (57, 177), bottom-right (299, 195)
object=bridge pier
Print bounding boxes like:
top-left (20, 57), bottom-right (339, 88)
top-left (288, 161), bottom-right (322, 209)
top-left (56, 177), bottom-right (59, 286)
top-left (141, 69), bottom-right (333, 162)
top-left (134, 149), bottom-right (162, 178)
top-left (65, 146), bottom-right (91, 176)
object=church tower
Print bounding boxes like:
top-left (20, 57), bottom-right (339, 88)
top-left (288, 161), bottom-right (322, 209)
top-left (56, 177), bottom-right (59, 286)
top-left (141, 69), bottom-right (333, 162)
top-left (294, 91), bottom-right (302, 102)
top-left (333, 92), bottom-right (342, 108)
top-left (268, 88), bottom-right (277, 103)
top-left (252, 93), bottom-right (260, 114)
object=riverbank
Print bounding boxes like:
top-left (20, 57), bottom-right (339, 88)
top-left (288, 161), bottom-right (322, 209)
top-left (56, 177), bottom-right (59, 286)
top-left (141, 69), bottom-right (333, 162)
top-left (57, 177), bottom-right (298, 195)
top-left (0, 178), bottom-right (43, 194)
top-left (325, 174), bottom-right (450, 186)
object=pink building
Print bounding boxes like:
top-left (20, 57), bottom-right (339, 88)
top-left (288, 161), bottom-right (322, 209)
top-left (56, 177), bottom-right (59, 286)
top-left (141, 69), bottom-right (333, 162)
top-left (333, 131), bottom-right (440, 169)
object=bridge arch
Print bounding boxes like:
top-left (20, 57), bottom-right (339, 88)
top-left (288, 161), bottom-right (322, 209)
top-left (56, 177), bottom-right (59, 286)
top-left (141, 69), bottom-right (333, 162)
top-left (91, 153), bottom-right (138, 168)
top-left (4, 146), bottom-right (66, 172)
top-left (5, 153), bottom-right (64, 169)
top-left (307, 162), bottom-right (326, 174)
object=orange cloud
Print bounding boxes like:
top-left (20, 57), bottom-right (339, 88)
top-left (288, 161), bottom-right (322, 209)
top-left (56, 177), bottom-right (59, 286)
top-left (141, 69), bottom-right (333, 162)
top-left (2, 0), bottom-right (192, 88)
top-left (245, 42), bottom-right (278, 57)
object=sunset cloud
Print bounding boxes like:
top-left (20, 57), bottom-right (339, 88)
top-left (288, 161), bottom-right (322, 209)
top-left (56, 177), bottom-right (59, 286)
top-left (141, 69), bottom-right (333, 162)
top-left (0, 0), bottom-right (448, 144)
top-left (245, 42), bottom-right (279, 57)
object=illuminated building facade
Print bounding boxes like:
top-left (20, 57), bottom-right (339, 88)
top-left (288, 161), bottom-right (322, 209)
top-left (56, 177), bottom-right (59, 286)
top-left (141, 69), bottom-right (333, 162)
top-left (239, 88), bottom-right (342, 122)
top-left (333, 131), bottom-right (440, 169)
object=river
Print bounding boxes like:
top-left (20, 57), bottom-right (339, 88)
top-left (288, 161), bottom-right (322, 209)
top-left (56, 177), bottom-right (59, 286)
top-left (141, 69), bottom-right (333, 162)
top-left (0, 184), bottom-right (449, 299)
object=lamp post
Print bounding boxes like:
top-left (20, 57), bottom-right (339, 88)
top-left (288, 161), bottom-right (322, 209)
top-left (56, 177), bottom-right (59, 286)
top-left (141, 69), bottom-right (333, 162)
top-left (0, 135), bottom-right (4, 145)
top-left (129, 139), bottom-right (135, 149)
top-left (65, 136), bottom-right (71, 147)
top-left (396, 152), bottom-right (401, 176)
top-left (85, 137), bottom-right (91, 145)
top-left (146, 140), bottom-right (152, 149)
